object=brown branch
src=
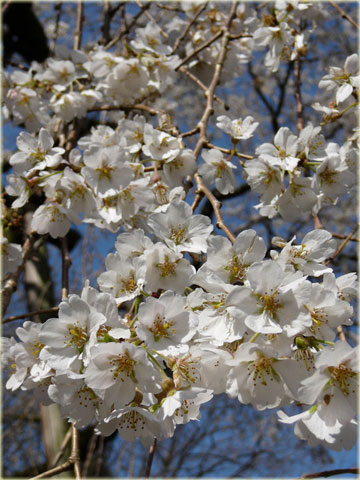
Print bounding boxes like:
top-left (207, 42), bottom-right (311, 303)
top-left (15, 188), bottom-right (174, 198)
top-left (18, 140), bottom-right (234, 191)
top-left (90, 103), bottom-right (160, 116)
top-left (171, 3), bottom-right (208, 54)
top-left (205, 142), bottom-right (254, 159)
top-left (61, 236), bottom-right (71, 299)
top-left (189, 2), bottom-right (237, 242)
top-left (30, 426), bottom-right (81, 479)
top-left (328, 0), bottom-right (360, 31)
top-left (145, 438), bottom-right (157, 479)
top-left (73, 2), bottom-right (84, 50)
top-left (178, 65), bottom-right (229, 109)
top-left (300, 468), bottom-right (359, 479)
top-left (180, 126), bottom-right (200, 138)
top-left (94, 436), bottom-right (105, 476)
top-left (82, 430), bottom-right (98, 478)
top-left (101, 1), bottom-right (121, 45)
top-left (175, 30), bottom-right (224, 71)
top-left (105, 3), bottom-right (150, 49)
top-left (229, 33), bottom-right (253, 40)
top-left (3, 306), bottom-right (59, 324)
top-left (30, 459), bottom-right (73, 479)
top-left (71, 425), bottom-right (81, 480)
top-left (331, 232), bottom-right (359, 242)
top-left (50, 2), bottom-right (63, 52)
top-left (49, 426), bottom-right (72, 468)
top-left (1, 234), bottom-right (36, 316)
top-left (294, 58), bottom-right (304, 131)
top-left (325, 225), bottom-right (359, 266)
top-left (194, 174), bottom-right (236, 243)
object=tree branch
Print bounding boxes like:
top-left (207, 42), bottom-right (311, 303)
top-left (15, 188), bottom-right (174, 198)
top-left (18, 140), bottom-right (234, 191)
top-left (3, 306), bottom-right (59, 324)
top-left (61, 236), bottom-right (71, 299)
top-left (73, 1), bottom-right (84, 50)
top-left (294, 58), bottom-right (304, 131)
top-left (145, 438), bottom-right (157, 479)
top-left (171, 3), bottom-right (208, 54)
top-left (300, 467), bottom-right (359, 479)
top-left (175, 29), bottom-right (224, 71)
top-left (328, 0), bottom-right (360, 31)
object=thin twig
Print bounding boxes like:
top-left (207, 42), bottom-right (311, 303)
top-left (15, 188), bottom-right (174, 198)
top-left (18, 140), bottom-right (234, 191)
top-left (71, 425), bottom-right (81, 480)
top-left (171, 3), bottom-right (208, 54)
top-left (145, 438), bottom-right (157, 479)
top-left (61, 236), bottom-right (71, 299)
top-left (101, 1), bottom-right (121, 45)
top-left (82, 429), bottom-right (98, 478)
top-left (180, 125), bottom-right (200, 138)
top-left (135, 1), bottom-right (168, 39)
top-left (205, 142), bottom-right (254, 159)
top-left (105, 3), bottom-right (150, 49)
top-left (194, 174), bottom-right (236, 243)
top-left (328, 0), bottom-right (360, 31)
top-left (175, 30), bottom-right (224, 71)
top-left (94, 436), bottom-right (104, 477)
top-left (178, 65), bottom-right (229, 109)
top-left (300, 467), bottom-right (359, 479)
top-left (189, 2), bottom-right (237, 242)
top-left (50, 2), bottom-right (63, 52)
top-left (90, 103), bottom-right (160, 116)
top-left (1, 234), bottom-right (36, 316)
top-left (325, 225), bottom-right (359, 266)
top-left (331, 232), bottom-right (359, 242)
top-left (294, 58), bottom-right (304, 131)
top-left (229, 33), bottom-right (253, 40)
top-left (49, 426), bottom-right (72, 468)
top-left (30, 459), bottom-right (73, 479)
top-left (73, 2), bottom-right (84, 50)
top-left (3, 306), bottom-right (59, 324)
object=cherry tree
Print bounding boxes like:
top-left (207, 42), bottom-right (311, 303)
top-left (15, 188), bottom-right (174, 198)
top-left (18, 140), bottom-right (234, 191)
top-left (1, 1), bottom-right (358, 478)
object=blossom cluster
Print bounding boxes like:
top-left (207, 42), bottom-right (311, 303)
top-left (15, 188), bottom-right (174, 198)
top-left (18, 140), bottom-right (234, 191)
top-left (2, 0), bottom-right (358, 456)
top-left (2, 223), bottom-right (358, 449)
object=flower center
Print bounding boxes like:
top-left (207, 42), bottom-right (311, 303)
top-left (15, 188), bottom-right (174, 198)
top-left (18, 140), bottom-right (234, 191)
top-left (67, 324), bottom-right (89, 350)
top-left (149, 313), bottom-right (175, 342)
top-left (328, 364), bottom-right (357, 396)
top-left (250, 354), bottom-right (280, 386)
top-left (110, 350), bottom-right (136, 381)
top-left (156, 255), bottom-right (177, 277)
top-left (169, 225), bottom-right (186, 245)
top-left (224, 254), bottom-right (247, 283)
top-left (258, 292), bottom-right (281, 319)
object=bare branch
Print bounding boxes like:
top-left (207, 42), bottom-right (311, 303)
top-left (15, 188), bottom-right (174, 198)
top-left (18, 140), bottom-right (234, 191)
top-left (194, 173), bottom-right (236, 243)
top-left (49, 426), bottom-right (72, 468)
top-left (105, 3), bottom-right (150, 49)
top-left (145, 438), bottom-right (157, 479)
top-left (61, 236), bottom-right (71, 299)
top-left (325, 225), bottom-right (359, 266)
top-left (82, 429), bottom-right (98, 478)
top-left (205, 142), bottom-right (254, 159)
top-left (3, 306), bottom-right (59, 324)
top-left (175, 30), bottom-right (224, 71)
top-left (71, 425), bottom-right (81, 480)
top-left (328, 0), bottom-right (360, 31)
top-left (178, 65), bottom-right (229, 109)
top-left (101, 1), bottom-right (121, 45)
top-left (50, 2), bottom-right (63, 53)
top-left (171, 3), bottom-right (208, 54)
top-left (73, 1), bottom-right (84, 50)
top-left (294, 58), bottom-right (304, 131)
top-left (30, 460), bottom-right (73, 479)
top-left (300, 467), bottom-right (359, 479)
